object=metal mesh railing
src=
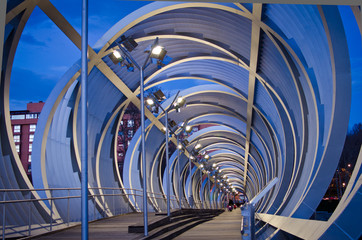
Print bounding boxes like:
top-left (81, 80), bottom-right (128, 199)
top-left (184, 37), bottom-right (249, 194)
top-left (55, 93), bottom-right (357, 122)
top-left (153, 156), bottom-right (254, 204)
top-left (0, 188), bottom-right (220, 239)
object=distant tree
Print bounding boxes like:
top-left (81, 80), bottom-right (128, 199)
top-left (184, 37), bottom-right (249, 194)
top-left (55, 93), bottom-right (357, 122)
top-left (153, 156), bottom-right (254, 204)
top-left (339, 123), bottom-right (362, 169)
top-left (323, 123), bottom-right (362, 199)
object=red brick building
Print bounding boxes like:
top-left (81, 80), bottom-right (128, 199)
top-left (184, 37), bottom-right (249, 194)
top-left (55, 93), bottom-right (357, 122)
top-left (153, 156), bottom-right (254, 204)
top-left (117, 103), bottom-right (141, 176)
top-left (10, 101), bottom-right (44, 180)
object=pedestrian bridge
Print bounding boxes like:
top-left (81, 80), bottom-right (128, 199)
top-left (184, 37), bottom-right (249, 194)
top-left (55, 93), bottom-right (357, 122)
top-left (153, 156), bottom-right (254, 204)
top-left (0, 0), bottom-right (361, 239)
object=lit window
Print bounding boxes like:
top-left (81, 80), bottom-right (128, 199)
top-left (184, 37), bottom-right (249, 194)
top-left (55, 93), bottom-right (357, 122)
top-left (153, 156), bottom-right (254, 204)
top-left (29, 134), bottom-right (34, 142)
top-left (127, 120), bottom-right (134, 127)
top-left (16, 145), bottom-right (20, 152)
top-left (14, 135), bottom-right (20, 143)
top-left (14, 125), bottom-right (21, 133)
top-left (28, 155), bottom-right (32, 162)
top-left (29, 124), bottom-right (36, 132)
top-left (128, 130), bottom-right (133, 137)
top-left (29, 144), bottom-right (32, 152)
top-left (120, 120), bottom-right (123, 125)
top-left (26, 114), bottom-right (36, 119)
top-left (11, 115), bottom-right (25, 120)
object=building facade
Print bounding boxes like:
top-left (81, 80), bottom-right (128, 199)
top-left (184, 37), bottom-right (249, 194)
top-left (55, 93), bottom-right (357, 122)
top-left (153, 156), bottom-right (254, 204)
top-left (10, 102), bottom-right (44, 181)
top-left (117, 103), bottom-right (141, 175)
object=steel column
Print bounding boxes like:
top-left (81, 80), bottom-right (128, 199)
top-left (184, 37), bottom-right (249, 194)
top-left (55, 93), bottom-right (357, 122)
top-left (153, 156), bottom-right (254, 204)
top-left (81, 0), bottom-right (89, 239)
top-left (165, 111), bottom-right (170, 216)
top-left (177, 137), bottom-right (181, 209)
top-left (188, 156), bottom-right (193, 208)
top-left (140, 67), bottom-right (148, 236)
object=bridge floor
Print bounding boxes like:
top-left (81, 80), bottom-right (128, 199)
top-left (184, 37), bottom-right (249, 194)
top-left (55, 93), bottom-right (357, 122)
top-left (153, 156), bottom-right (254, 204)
top-left (28, 208), bottom-right (242, 240)
top-left (175, 207), bottom-right (242, 239)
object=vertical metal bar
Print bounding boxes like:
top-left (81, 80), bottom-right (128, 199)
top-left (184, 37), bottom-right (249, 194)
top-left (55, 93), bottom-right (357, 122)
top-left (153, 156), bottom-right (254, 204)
top-left (140, 67), bottom-right (148, 236)
top-left (2, 193), bottom-right (6, 240)
top-left (200, 168), bottom-right (203, 209)
top-left (112, 190), bottom-right (115, 215)
top-left (0, 0), bottom-right (7, 80)
top-left (28, 192), bottom-right (31, 236)
top-left (177, 137), bottom-right (181, 209)
top-left (102, 193), bottom-right (106, 217)
top-left (208, 173), bottom-right (211, 209)
top-left (67, 189), bottom-right (70, 226)
top-left (50, 198), bottom-right (53, 231)
top-left (81, 0), bottom-right (89, 239)
top-left (189, 156), bottom-right (192, 208)
top-left (93, 196), bottom-right (96, 220)
top-left (165, 110), bottom-right (170, 217)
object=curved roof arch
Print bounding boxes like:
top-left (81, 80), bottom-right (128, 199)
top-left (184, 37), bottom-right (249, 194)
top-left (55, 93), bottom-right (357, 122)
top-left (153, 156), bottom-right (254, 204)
top-left (1, 1), bottom-right (359, 239)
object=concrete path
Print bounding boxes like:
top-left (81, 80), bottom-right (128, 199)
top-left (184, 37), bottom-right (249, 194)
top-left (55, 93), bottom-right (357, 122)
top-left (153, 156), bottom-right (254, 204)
top-left (175, 207), bottom-right (242, 240)
top-left (25, 208), bottom-right (242, 240)
top-left (26, 213), bottom-right (147, 240)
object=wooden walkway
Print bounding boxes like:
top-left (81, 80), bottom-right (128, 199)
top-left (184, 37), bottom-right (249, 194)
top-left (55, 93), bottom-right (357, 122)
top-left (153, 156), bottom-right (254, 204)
top-left (175, 208), bottom-right (242, 240)
top-left (26, 209), bottom-right (242, 240)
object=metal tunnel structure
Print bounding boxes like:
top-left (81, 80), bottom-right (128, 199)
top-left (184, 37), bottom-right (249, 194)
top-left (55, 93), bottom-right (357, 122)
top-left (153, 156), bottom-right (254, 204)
top-left (0, 1), bottom-right (361, 239)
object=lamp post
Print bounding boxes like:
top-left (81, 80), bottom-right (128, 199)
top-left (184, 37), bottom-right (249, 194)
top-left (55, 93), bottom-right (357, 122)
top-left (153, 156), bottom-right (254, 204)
top-left (188, 155), bottom-right (193, 208)
top-left (184, 129), bottom-right (196, 208)
top-left (81, 0), bottom-right (88, 239)
top-left (207, 171), bottom-right (211, 209)
top-left (146, 91), bottom-right (185, 216)
top-left (115, 37), bottom-right (166, 237)
top-left (199, 164), bottom-right (204, 209)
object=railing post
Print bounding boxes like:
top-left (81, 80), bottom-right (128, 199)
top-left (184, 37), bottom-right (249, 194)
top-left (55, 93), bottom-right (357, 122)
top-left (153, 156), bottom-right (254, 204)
top-left (50, 197), bottom-right (53, 231)
top-left (112, 190), bottom-right (115, 215)
top-left (3, 192), bottom-right (6, 240)
top-left (67, 189), bottom-right (70, 226)
top-left (28, 192), bottom-right (32, 236)
top-left (93, 195), bottom-right (96, 220)
top-left (241, 203), bottom-right (255, 240)
top-left (102, 193), bottom-right (106, 217)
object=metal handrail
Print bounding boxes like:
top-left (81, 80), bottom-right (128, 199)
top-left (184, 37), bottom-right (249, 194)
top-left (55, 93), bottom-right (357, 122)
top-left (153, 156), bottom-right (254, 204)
top-left (0, 187), bottom-right (218, 239)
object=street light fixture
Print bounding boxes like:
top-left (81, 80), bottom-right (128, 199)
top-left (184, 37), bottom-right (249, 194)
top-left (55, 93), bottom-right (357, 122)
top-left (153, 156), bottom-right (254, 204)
top-left (145, 90), bottom-right (186, 216)
top-left (116, 36), bottom-right (168, 237)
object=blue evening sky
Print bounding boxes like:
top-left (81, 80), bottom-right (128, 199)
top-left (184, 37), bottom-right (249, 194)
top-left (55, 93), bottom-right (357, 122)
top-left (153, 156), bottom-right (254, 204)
top-left (10, 1), bottom-right (362, 130)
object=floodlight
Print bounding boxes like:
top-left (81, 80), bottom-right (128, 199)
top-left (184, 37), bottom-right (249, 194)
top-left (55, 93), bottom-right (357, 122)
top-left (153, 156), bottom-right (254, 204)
top-left (146, 98), bottom-right (154, 106)
top-left (113, 50), bottom-right (122, 59)
top-left (212, 163), bottom-right (216, 168)
top-left (109, 50), bottom-right (125, 65)
top-left (185, 125), bottom-right (192, 133)
top-left (190, 156), bottom-right (194, 160)
top-left (200, 164), bottom-right (204, 168)
top-left (204, 155), bottom-right (210, 160)
top-left (150, 46), bottom-right (167, 60)
top-left (176, 96), bottom-right (186, 107)
top-left (195, 143), bottom-right (202, 149)
top-left (177, 144), bottom-right (182, 149)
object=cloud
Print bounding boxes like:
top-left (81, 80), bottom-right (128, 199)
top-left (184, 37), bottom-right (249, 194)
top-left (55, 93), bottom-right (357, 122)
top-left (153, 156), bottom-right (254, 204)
top-left (50, 65), bottom-right (70, 73)
top-left (20, 33), bottom-right (47, 47)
